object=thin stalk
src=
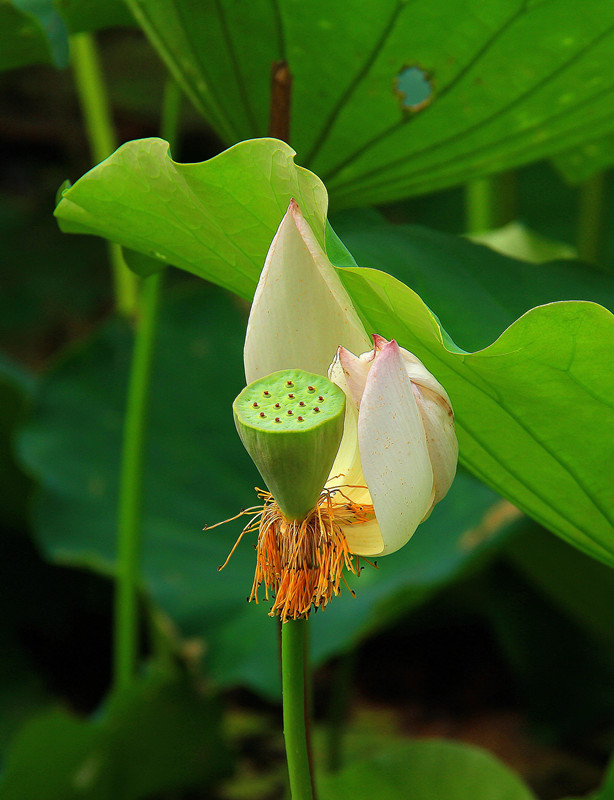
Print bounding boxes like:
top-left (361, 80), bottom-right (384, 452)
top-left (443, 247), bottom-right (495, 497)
top-left (113, 270), bottom-right (164, 688)
top-left (465, 176), bottom-right (496, 234)
top-left (577, 172), bottom-right (606, 264)
top-left (112, 79), bottom-right (182, 690)
top-left (70, 32), bottom-right (138, 317)
top-left (160, 79), bottom-right (183, 147)
top-left (465, 171), bottom-right (517, 234)
top-left (282, 620), bottom-right (315, 800)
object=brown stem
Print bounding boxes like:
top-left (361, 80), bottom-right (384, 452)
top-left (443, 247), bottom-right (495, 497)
top-left (269, 60), bottom-right (293, 143)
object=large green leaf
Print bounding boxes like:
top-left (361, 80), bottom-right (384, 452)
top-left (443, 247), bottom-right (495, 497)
top-left (0, 669), bottom-right (229, 799)
top-left (331, 209), bottom-right (613, 352)
top-left (342, 267), bottom-right (614, 567)
top-left (55, 138), bottom-right (328, 300)
top-left (553, 135), bottom-right (614, 184)
top-left (318, 739), bottom-right (536, 800)
top-left (54, 139), bottom-right (614, 567)
top-left (55, 0), bottom-right (134, 34)
top-left (18, 285), bottom-right (520, 698)
top-left (124, 0), bottom-right (614, 207)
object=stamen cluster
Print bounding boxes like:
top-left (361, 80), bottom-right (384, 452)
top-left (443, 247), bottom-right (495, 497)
top-left (214, 489), bottom-right (375, 622)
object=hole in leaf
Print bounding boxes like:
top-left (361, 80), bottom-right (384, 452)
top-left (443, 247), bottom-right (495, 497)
top-left (395, 65), bottom-right (432, 112)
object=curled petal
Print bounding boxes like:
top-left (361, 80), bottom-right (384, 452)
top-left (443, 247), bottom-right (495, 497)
top-left (337, 345), bottom-right (372, 408)
top-left (357, 340), bottom-right (434, 556)
top-left (244, 200), bottom-right (370, 383)
top-left (412, 383), bottom-right (458, 508)
top-left (398, 347), bottom-right (452, 405)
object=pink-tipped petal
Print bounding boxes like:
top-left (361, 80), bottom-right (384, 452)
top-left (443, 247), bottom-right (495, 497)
top-left (357, 340), bottom-right (434, 556)
top-left (244, 202), bottom-right (369, 383)
top-left (412, 383), bottom-right (458, 507)
top-left (398, 348), bottom-right (452, 404)
top-left (371, 333), bottom-right (388, 353)
top-left (337, 345), bottom-right (372, 407)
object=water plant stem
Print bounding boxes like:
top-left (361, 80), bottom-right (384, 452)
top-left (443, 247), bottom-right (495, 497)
top-left (70, 32), bottom-right (138, 317)
top-left (577, 172), bottom-right (606, 264)
top-left (466, 176), bottom-right (495, 234)
top-left (282, 619), bottom-right (315, 800)
top-left (113, 270), bottom-right (164, 689)
top-left (112, 79), bottom-right (182, 690)
top-left (465, 172), bottom-right (516, 234)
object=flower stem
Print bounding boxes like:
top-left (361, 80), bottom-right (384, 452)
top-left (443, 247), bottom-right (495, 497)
top-left (577, 172), bottom-right (606, 264)
top-left (465, 171), bottom-right (517, 234)
top-left (112, 78), bottom-right (182, 690)
top-left (465, 176), bottom-right (495, 234)
top-left (282, 619), bottom-right (316, 800)
top-left (113, 270), bottom-right (165, 688)
top-left (70, 32), bottom-right (138, 317)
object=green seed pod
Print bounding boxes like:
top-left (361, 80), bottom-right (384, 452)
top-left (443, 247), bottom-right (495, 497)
top-left (233, 368), bottom-right (346, 521)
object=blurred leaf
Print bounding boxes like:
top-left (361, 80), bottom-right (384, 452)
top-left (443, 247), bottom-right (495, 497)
top-left (18, 285), bottom-right (520, 698)
top-left (54, 138), bottom-right (328, 300)
top-left (0, 639), bottom-right (50, 757)
top-left (469, 221), bottom-right (577, 264)
top-left (54, 0), bottom-right (134, 34)
top-left (553, 135), bottom-right (614, 184)
top-left (122, 248), bottom-right (166, 278)
top-left (594, 758), bottom-right (614, 800)
top-left (11, 0), bottom-right (68, 67)
top-left (506, 526), bottom-right (614, 655)
top-left (318, 739), bottom-right (536, 800)
top-left (54, 138), bottom-right (614, 569)
top-left (0, 187), bottom-right (111, 361)
top-left (125, 0), bottom-right (614, 207)
top-left (0, 0), bottom-right (56, 71)
top-left (481, 560), bottom-right (614, 739)
top-left (0, 668), bottom-right (229, 799)
top-left (0, 355), bottom-right (35, 528)
top-left (331, 210), bottom-right (611, 352)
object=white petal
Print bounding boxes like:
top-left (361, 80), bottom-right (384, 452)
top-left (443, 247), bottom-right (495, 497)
top-left (412, 384), bottom-right (458, 508)
top-left (337, 345), bottom-right (373, 408)
top-left (357, 340), bottom-right (434, 556)
top-left (244, 200), bottom-right (370, 382)
top-left (398, 347), bottom-right (452, 405)
top-left (327, 352), bottom-right (370, 496)
top-left (324, 382), bottom-right (385, 556)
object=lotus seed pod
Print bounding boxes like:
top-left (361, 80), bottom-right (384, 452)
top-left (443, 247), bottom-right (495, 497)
top-left (233, 369), bottom-right (346, 521)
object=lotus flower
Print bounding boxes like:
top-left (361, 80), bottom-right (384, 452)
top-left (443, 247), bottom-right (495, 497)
top-left (243, 200), bottom-right (458, 559)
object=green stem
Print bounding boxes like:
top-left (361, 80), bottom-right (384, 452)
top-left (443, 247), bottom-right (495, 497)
top-left (282, 620), bottom-right (315, 800)
top-left (70, 32), bottom-right (138, 317)
top-left (465, 176), bottom-right (495, 234)
top-left (113, 270), bottom-right (165, 688)
top-left (112, 79), bottom-right (182, 690)
top-left (577, 172), bottom-right (606, 264)
top-left (160, 79), bottom-right (183, 148)
top-left (465, 172), bottom-right (517, 234)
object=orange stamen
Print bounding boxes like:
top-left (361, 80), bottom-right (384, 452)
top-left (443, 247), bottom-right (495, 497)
top-left (210, 487), bottom-right (376, 622)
